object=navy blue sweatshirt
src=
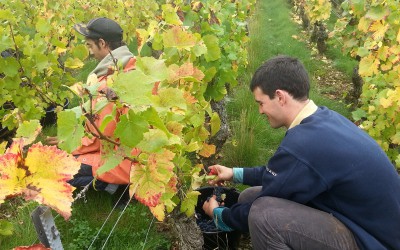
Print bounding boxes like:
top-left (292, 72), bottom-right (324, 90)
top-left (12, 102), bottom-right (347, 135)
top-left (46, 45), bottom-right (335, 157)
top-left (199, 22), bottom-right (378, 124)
top-left (222, 107), bottom-right (400, 250)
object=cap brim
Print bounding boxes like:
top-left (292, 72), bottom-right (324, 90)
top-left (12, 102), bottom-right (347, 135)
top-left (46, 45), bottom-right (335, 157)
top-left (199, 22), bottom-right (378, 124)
top-left (73, 23), bottom-right (90, 37)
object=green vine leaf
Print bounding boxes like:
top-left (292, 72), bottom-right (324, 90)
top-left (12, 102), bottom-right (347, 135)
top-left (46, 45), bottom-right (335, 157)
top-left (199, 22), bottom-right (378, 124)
top-left (137, 129), bottom-right (169, 153)
top-left (112, 70), bottom-right (156, 107)
top-left (135, 57), bottom-right (169, 82)
top-left (180, 190), bottom-right (200, 217)
top-left (57, 110), bottom-right (85, 153)
top-left (15, 120), bottom-right (42, 145)
top-left (114, 110), bottom-right (149, 148)
top-left (210, 112), bottom-right (221, 137)
top-left (203, 34), bottom-right (221, 62)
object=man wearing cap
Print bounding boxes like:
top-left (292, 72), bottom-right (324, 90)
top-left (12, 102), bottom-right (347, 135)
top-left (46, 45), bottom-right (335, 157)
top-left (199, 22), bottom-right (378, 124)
top-left (63, 17), bottom-right (135, 206)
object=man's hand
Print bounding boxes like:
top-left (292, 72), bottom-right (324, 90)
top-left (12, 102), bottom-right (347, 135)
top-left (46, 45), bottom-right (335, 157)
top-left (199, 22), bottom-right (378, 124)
top-left (202, 195), bottom-right (220, 218)
top-left (207, 164), bottom-right (233, 186)
top-left (45, 136), bottom-right (59, 146)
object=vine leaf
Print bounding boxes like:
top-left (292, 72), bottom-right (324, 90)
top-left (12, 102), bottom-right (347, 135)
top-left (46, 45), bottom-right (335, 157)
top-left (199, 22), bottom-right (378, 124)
top-left (137, 129), bottom-right (169, 153)
top-left (358, 55), bottom-right (379, 77)
top-left (112, 69), bottom-right (156, 107)
top-left (156, 88), bottom-right (187, 110)
top-left (369, 21), bottom-right (388, 41)
top-left (57, 110), bottom-right (85, 153)
top-left (162, 26), bottom-right (197, 49)
top-left (365, 5), bottom-right (389, 21)
top-left (0, 140), bottom-right (79, 220)
top-left (141, 107), bottom-right (170, 136)
top-left (0, 142), bottom-right (7, 154)
top-left (13, 243), bottom-right (50, 250)
top-left (210, 112), bottom-right (221, 137)
top-left (130, 150), bottom-right (175, 211)
top-left (149, 204), bottom-right (166, 221)
top-left (96, 154), bottom-right (124, 176)
top-left (198, 143), bottom-right (216, 158)
top-left (162, 4), bottom-right (183, 26)
top-left (0, 153), bottom-right (23, 203)
top-left (114, 110), bottom-right (149, 148)
top-left (168, 62), bottom-right (205, 83)
top-left (180, 190), bottom-right (200, 217)
top-left (15, 120), bottom-right (42, 146)
top-left (203, 34), bottom-right (221, 62)
top-left (64, 57), bottom-right (84, 69)
top-left (136, 57), bottom-right (169, 82)
top-left (392, 132), bottom-right (400, 145)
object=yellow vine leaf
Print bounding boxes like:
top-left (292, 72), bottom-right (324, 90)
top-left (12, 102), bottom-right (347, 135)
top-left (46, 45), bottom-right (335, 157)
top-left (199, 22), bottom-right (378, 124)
top-left (136, 29), bottom-right (149, 54)
top-left (377, 46), bottom-right (390, 61)
top-left (397, 29), bottom-right (400, 43)
top-left (64, 57), bottom-right (84, 69)
top-left (0, 140), bottom-right (80, 220)
top-left (198, 143), bottom-right (216, 158)
top-left (0, 153), bottom-right (24, 204)
top-left (0, 142), bottom-right (7, 154)
top-left (149, 204), bottom-right (165, 221)
top-left (369, 21), bottom-right (388, 41)
top-left (359, 55), bottom-right (380, 77)
top-left (380, 62), bottom-right (392, 71)
top-left (162, 26), bottom-right (197, 50)
top-left (380, 97), bottom-right (392, 108)
top-left (168, 62), bottom-right (205, 83)
top-left (358, 17), bottom-right (371, 33)
top-left (392, 132), bottom-right (400, 145)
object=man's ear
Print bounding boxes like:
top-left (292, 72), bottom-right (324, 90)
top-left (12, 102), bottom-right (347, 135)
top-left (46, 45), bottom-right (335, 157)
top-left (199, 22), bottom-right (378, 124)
top-left (98, 38), bottom-right (107, 48)
top-left (275, 89), bottom-right (287, 105)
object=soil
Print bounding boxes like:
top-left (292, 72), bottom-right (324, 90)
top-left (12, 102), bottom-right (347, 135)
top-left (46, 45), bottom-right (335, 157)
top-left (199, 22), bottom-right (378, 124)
top-left (311, 54), bottom-right (353, 103)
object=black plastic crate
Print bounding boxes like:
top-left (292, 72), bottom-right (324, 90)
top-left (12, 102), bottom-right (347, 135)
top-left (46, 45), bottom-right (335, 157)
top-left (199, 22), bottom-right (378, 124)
top-left (195, 186), bottom-right (241, 250)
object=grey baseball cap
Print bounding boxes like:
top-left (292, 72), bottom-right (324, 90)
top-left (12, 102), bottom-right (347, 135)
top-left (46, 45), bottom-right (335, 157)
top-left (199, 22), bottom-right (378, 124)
top-left (73, 17), bottom-right (123, 42)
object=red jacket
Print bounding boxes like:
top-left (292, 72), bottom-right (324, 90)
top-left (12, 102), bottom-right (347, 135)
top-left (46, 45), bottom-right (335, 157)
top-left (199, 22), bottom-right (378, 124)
top-left (73, 57), bottom-right (136, 184)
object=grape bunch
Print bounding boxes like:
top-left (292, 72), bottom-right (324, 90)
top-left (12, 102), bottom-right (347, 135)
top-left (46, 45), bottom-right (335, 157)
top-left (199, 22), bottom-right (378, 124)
top-left (196, 187), bottom-right (228, 232)
top-left (196, 212), bottom-right (219, 232)
top-left (213, 187), bottom-right (226, 204)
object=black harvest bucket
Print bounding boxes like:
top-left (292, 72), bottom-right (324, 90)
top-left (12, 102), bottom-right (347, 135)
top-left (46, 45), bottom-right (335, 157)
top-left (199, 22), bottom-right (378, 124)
top-left (195, 186), bottom-right (241, 250)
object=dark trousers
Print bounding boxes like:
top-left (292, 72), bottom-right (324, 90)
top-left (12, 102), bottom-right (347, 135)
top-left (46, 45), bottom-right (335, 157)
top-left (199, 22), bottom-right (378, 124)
top-left (239, 187), bottom-right (359, 250)
top-left (67, 163), bottom-right (109, 191)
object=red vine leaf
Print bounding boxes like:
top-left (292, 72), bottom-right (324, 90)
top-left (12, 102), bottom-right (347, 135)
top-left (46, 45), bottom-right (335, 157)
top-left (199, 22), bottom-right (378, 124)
top-left (130, 150), bottom-right (175, 209)
top-left (0, 140), bottom-right (80, 220)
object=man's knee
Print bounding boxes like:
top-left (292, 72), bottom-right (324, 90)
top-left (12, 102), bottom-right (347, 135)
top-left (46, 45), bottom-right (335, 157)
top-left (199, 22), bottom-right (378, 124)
top-left (238, 186), bottom-right (262, 203)
top-left (248, 196), bottom-right (283, 229)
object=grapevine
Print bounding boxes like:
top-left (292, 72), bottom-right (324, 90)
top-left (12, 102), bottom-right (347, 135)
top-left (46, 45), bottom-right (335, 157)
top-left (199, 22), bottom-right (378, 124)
top-left (330, 0), bottom-right (400, 169)
top-left (290, 0), bottom-right (400, 169)
top-left (0, 0), bottom-right (257, 227)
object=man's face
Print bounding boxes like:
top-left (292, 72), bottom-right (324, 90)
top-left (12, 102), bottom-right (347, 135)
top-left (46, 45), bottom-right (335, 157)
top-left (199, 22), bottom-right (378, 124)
top-left (85, 38), bottom-right (108, 61)
top-left (253, 86), bottom-right (285, 129)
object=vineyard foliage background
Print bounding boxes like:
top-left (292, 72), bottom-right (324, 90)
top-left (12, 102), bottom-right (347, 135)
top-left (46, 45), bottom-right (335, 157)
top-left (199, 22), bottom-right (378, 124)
top-left (294, 0), bottom-right (400, 168)
top-left (0, 0), bottom-right (257, 222)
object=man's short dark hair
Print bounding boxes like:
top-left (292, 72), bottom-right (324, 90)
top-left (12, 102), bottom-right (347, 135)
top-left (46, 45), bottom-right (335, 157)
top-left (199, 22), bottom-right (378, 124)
top-left (92, 39), bottom-right (125, 51)
top-left (250, 55), bottom-right (310, 101)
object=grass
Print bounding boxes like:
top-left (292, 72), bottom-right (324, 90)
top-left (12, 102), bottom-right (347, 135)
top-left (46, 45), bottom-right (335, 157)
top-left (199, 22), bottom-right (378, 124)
top-left (0, 191), bottom-right (171, 250)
